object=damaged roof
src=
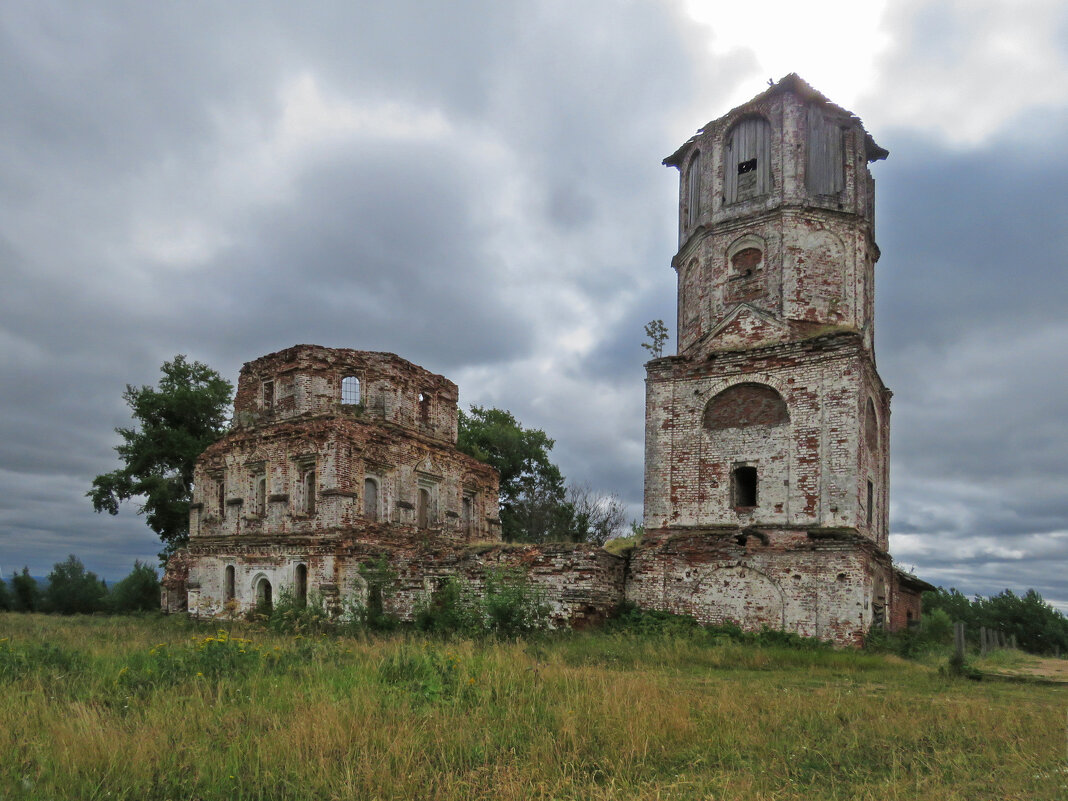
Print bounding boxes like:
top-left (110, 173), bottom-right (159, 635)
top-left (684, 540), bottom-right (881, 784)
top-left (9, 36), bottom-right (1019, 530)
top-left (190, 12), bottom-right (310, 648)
top-left (664, 73), bottom-right (889, 167)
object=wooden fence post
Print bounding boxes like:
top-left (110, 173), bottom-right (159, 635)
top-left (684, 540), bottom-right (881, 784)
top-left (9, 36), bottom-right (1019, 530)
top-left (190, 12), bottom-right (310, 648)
top-left (954, 621), bottom-right (966, 661)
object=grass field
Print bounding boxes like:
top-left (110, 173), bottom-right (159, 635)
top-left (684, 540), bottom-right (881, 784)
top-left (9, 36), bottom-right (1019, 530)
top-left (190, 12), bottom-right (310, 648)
top-left (0, 614), bottom-right (1065, 800)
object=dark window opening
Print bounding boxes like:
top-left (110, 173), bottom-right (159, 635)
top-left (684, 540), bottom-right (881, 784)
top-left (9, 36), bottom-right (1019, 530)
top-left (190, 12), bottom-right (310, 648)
top-left (732, 466), bottom-right (758, 508)
top-left (417, 487), bottom-right (431, 529)
top-left (295, 564), bottom-right (307, 603)
top-left (255, 475), bottom-right (267, 516)
top-left (341, 376), bottom-right (360, 405)
top-left (303, 470), bottom-right (316, 515)
top-left (866, 480), bottom-right (874, 526)
top-left (462, 494), bottom-right (474, 535)
top-left (364, 478), bottom-right (379, 522)
top-left (256, 577), bottom-right (272, 612)
top-left (418, 392), bottom-right (430, 425)
top-left (224, 566), bottom-right (235, 602)
top-left (737, 158), bottom-right (757, 175)
top-left (872, 603), bottom-right (885, 629)
top-left (262, 380), bottom-right (274, 410)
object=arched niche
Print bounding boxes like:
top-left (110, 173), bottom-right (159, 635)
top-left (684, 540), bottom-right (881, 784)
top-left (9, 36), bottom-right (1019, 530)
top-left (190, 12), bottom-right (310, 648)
top-left (703, 383), bottom-right (789, 431)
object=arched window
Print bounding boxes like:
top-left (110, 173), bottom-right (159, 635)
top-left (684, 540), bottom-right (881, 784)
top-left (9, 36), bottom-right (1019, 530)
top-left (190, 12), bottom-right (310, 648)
top-left (341, 375), bottom-right (360, 405)
top-left (255, 577), bottom-right (272, 611)
top-left (703, 383), bottom-right (789, 431)
top-left (686, 151), bottom-right (701, 228)
top-left (417, 487), bottom-right (431, 529)
top-left (224, 565), bottom-right (235, 602)
top-left (364, 477), bottom-right (379, 522)
top-left (724, 117), bottom-right (772, 204)
top-left (295, 564), bottom-right (308, 603)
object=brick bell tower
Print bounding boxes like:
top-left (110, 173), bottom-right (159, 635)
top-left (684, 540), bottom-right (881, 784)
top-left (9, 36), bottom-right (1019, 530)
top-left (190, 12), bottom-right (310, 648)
top-left (628, 75), bottom-right (928, 644)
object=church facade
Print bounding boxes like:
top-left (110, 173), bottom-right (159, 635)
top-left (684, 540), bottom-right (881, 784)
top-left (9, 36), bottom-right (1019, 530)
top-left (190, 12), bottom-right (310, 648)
top-left (163, 76), bottom-right (928, 645)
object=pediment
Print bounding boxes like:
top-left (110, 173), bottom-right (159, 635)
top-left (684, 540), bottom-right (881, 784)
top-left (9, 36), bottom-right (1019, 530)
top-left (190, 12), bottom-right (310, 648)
top-left (414, 455), bottom-right (442, 478)
top-left (699, 304), bottom-right (790, 354)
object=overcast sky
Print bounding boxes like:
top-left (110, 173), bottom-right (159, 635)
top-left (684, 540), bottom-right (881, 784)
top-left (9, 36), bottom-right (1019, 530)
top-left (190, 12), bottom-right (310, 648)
top-left (1, 1), bottom-right (1066, 610)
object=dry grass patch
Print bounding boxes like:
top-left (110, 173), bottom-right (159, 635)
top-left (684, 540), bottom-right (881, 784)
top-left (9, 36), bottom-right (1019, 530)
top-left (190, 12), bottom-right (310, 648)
top-left (0, 614), bottom-right (1064, 800)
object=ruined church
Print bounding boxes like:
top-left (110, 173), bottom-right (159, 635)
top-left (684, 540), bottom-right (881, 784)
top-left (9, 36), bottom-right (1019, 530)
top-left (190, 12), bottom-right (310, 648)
top-left (163, 76), bottom-right (929, 645)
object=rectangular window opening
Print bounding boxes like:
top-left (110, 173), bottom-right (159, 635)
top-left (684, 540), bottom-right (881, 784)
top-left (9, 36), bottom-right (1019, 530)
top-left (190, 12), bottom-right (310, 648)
top-left (262, 380), bottom-right (274, 410)
top-left (866, 479), bottom-right (874, 526)
top-left (732, 465), bottom-right (758, 508)
top-left (737, 158), bottom-right (757, 175)
top-left (303, 469), bottom-right (316, 515)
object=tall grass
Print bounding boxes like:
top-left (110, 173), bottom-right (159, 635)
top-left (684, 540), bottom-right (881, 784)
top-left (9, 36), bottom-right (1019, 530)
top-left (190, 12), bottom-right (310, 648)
top-left (0, 614), bottom-right (1064, 800)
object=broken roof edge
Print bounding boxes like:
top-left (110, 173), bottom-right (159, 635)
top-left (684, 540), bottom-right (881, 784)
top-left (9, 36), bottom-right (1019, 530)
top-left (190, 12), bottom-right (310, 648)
top-left (241, 344), bottom-right (455, 386)
top-left (664, 73), bottom-right (888, 167)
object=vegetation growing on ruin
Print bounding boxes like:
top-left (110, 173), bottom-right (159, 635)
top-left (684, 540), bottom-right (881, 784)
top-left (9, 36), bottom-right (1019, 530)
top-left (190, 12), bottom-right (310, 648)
top-left (0, 614), bottom-right (1063, 800)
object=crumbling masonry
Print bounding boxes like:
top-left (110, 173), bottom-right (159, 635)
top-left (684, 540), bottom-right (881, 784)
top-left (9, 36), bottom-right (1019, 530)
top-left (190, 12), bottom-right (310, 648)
top-left (163, 76), bottom-right (929, 644)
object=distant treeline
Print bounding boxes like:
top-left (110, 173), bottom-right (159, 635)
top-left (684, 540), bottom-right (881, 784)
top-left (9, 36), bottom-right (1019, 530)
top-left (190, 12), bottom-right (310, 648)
top-left (0, 556), bottom-right (159, 615)
top-left (923, 587), bottom-right (1068, 655)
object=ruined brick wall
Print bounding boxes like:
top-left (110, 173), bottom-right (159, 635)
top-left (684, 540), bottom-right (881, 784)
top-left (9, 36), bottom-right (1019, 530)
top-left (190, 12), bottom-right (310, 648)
top-left (192, 345), bottom-right (498, 551)
top-left (183, 540), bottom-right (625, 627)
top-left (627, 528), bottom-right (894, 646)
top-left (644, 333), bottom-right (889, 542)
top-left (191, 417), bottom-right (498, 545)
top-left (233, 346), bottom-right (459, 445)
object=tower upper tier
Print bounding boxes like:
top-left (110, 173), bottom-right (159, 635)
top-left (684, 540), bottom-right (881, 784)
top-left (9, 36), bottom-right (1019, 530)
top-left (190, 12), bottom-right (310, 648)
top-left (665, 74), bottom-right (888, 357)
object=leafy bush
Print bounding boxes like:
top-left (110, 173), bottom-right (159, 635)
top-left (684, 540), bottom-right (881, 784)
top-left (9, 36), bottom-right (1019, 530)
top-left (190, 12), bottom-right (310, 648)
top-left (0, 579), bottom-right (11, 612)
top-left (606, 605), bottom-right (831, 650)
top-left (42, 555), bottom-right (107, 615)
top-left (414, 568), bottom-right (550, 638)
top-left (607, 604), bottom-right (704, 636)
top-left (357, 557), bottom-right (401, 631)
top-left (265, 589), bottom-right (332, 635)
top-left (864, 608), bottom-right (954, 658)
top-left (414, 576), bottom-right (484, 636)
top-left (482, 567), bottom-right (550, 637)
top-left (107, 561), bottom-right (161, 613)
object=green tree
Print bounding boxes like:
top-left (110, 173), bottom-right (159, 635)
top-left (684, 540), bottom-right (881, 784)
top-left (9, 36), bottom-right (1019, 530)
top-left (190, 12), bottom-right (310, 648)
top-left (641, 319), bottom-right (669, 359)
top-left (565, 484), bottom-right (628, 546)
top-left (0, 576), bottom-right (11, 611)
top-left (457, 406), bottom-right (568, 542)
top-left (88, 355), bottom-right (233, 559)
top-left (10, 568), bottom-right (40, 612)
top-left (43, 555), bottom-right (107, 615)
top-left (107, 561), bottom-right (161, 613)
top-left (923, 585), bottom-right (1068, 655)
